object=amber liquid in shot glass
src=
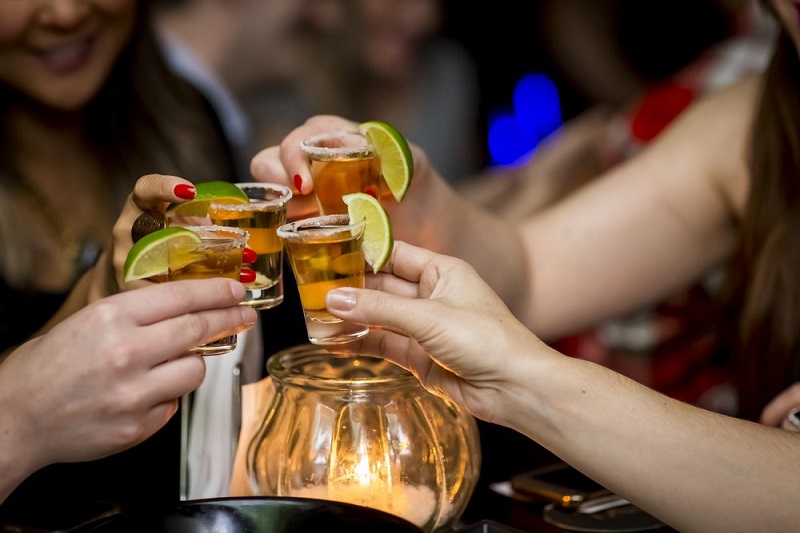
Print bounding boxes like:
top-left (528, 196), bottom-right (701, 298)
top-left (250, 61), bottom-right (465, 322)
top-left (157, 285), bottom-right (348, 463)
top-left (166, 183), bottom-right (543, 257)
top-left (300, 131), bottom-right (382, 215)
top-left (278, 214), bottom-right (368, 345)
top-left (167, 225), bottom-right (248, 355)
top-left (209, 183), bottom-right (292, 310)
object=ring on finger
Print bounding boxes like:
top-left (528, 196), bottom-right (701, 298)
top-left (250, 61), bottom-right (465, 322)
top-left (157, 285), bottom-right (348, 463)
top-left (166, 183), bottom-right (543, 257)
top-left (786, 407), bottom-right (800, 431)
top-left (131, 211), bottom-right (167, 243)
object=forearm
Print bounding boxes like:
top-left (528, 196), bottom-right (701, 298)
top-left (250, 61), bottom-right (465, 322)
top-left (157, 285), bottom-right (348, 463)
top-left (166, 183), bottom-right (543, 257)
top-left (0, 452), bottom-right (29, 505)
top-left (0, 362), bottom-right (38, 504)
top-left (501, 352), bottom-right (800, 532)
top-left (424, 176), bottom-right (531, 318)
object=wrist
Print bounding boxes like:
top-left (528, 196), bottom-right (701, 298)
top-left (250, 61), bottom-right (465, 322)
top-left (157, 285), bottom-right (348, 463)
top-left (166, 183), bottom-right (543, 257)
top-left (0, 396), bottom-right (38, 504)
top-left (493, 344), bottom-right (585, 441)
top-left (0, 445), bottom-right (33, 504)
top-left (481, 335), bottom-right (561, 432)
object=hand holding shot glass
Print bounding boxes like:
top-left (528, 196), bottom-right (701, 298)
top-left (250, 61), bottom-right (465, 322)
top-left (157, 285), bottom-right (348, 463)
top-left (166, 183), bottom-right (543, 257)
top-left (166, 226), bottom-right (249, 354)
top-left (278, 193), bottom-right (394, 345)
top-left (300, 131), bottom-right (381, 215)
top-left (123, 224), bottom-right (252, 355)
top-left (300, 121), bottom-right (415, 215)
top-left (132, 180), bottom-right (291, 311)
top-left (284, 122), bottom-right (413, 344)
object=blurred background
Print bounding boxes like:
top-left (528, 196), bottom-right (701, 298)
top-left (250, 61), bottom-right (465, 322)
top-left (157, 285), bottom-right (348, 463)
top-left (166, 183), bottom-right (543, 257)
top-left (440, 0), bottom-right (740, 167)
top-left (157, 0), bottom-right (743, 177)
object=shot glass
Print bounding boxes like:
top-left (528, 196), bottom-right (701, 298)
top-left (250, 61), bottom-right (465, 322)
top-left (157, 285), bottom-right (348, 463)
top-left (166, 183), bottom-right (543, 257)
top-left (300, 131), bottom-right (382, 215)
top-left (208, 183), bottom-right (292, 310)
top-left (277, 214), bottom-right (369, 345)
top-left (167, 225), bottom-right (248, 355)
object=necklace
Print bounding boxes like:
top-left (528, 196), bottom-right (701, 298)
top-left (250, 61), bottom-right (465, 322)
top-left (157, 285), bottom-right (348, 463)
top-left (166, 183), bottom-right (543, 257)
top-left (8, 170), bottom-right (108, 284)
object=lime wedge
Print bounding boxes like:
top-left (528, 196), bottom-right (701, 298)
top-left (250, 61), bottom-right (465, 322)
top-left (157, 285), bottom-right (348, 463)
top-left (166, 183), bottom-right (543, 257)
top-left (343, 192), bottom-right (393, 273)
top-left (359, 121), bottom-right (413, 202)
top-left (166, 181), bottom-right (249, 217)
top-left (123, 227), bottom-right (202, 282)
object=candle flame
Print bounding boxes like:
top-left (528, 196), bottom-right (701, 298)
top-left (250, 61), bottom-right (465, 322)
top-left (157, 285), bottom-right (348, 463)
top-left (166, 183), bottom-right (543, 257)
top-left (354, 455), bottom-right (372, 487)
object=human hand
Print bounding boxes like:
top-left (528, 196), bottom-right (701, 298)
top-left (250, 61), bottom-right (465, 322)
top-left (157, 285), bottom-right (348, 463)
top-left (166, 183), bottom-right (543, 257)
top-left (249, 115), bottom-right (459, 256)
top-left (249, 115), bottom-right (360, 220)
top-left (0, 279), bottom-right (256, 493)
top-left (88, 174), bottom-right (199, 300)
top-left (92, 174), bottom-right (258, 298)
top-left (324, 241), bottom-right (549, 424)
top-left (760, 382), bottom-right (800, 432)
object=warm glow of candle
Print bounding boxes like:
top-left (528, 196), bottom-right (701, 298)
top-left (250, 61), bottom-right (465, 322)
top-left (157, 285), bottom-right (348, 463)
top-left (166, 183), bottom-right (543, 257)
top-left (289, 484), bottom-right (441, 529)
top-left (354, 455), bottom-right (371, 486)
top-left (244, 348), bottom-right (479, 532)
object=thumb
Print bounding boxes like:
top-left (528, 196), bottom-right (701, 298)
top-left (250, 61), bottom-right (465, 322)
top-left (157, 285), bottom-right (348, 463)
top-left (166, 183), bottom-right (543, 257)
top-left (326, 288), bottom-right (434, 336)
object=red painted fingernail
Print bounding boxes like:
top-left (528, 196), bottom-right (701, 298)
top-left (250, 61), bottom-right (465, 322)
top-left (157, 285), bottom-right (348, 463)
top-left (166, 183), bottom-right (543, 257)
top-left (293, 174), bottom-right (303, 192)
top-left (239, 268), bottom-right (256, 284)
top-left (242, 247), bottom-right (257, 264)
top-left (364, 186), bottom-right (379, 199)
top-left (174, 184), bottom-right (196, 199)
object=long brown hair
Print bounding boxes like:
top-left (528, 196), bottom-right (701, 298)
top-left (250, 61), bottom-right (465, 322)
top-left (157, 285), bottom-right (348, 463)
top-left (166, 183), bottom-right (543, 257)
top-left (0, 2), bottom-right (237, 287)
top-left (0, 2), bottom-right (236, 201)
top-left (726, 28), bottom-right (800, 420)
top-left (88, 2), bottom-right (237, 198)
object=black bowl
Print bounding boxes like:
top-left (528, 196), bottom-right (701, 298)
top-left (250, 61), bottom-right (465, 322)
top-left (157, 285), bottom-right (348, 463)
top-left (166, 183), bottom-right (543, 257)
top-left (79, 496), bottom-right (424, 533)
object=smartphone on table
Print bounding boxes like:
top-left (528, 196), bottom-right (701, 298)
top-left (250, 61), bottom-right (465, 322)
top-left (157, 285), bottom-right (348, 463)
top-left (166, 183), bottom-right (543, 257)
top-left (510, 461), bottom-right (613, 509)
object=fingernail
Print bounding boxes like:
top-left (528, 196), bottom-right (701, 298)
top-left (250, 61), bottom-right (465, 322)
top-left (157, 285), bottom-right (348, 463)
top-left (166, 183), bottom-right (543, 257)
top-left (293, 174), bottom-right (303, 192)
top-left (239, 268), bottom-right (256, 284)
top-left (242, 247), bottom-right (257, 264)
top-left (788, 407), bottom-right (800, 430)
top-left (238, 306), bottom-right (257, 331)
top-left (364, 186), bottom-right (379, 199)
top-left (174, 184), bottom-right (196, 199)
top-left (229, 281), bottom-right (247, 300)
top-left (327, 289), bottom-right (357, 311)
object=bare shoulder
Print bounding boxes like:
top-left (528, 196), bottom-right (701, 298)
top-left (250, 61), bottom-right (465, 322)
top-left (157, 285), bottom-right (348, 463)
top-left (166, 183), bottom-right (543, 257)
top-left (704, 75), bottom-right (760, 216)
top-left (639, 73), bottom-right (761, 217)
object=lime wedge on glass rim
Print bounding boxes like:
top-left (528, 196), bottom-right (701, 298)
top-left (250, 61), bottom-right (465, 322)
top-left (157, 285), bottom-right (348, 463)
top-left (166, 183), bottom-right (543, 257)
top-left (359, 121), bottom-right (413, 202)
top-left (123, 227), bottom-right (202, 282)
top-left (343, 192), bottom-right (393, 274)
top-left (166, 180), bottom-right (249, 217)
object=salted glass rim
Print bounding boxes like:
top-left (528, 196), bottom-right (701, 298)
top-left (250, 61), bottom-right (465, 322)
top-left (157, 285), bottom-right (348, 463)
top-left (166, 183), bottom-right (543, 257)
top-left (209, 182), bottom-right (293, 212)
top-left (178, 224), bottom-right (249, 245)
top-left (299, 130), bottom-right (375, 160)
top-left (277, 214), bottom-right (366, 240)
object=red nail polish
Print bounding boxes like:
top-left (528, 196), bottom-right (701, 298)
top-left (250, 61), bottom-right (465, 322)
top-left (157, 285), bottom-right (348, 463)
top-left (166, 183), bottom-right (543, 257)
top-left (174, 184), bottom-right (196, 199)
top-left (239, 268), bottom-right (256, 284)
top-left (242, 247), bottom-right (257, 264)
top-left (293, 174), bottom-right (303, 192)
top-left (364, 186), bottom-right (379, 199)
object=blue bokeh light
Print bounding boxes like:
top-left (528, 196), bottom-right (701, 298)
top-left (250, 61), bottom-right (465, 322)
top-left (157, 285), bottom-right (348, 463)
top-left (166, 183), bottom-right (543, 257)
top-left (487, 73), bottom-right (563, 166)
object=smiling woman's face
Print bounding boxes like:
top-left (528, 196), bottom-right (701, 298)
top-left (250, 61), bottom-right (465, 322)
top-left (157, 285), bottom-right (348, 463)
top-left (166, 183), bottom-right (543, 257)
top-left (0, 0), bottom-right (136, 112)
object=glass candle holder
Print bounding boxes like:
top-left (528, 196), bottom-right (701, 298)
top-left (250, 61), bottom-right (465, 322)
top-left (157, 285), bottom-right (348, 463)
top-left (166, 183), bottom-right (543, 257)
top-left (246, 345), bottom-right (481, 532)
